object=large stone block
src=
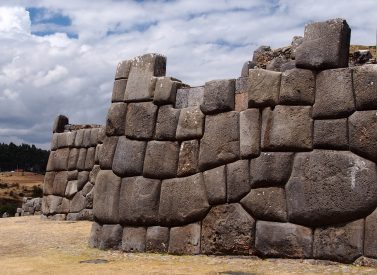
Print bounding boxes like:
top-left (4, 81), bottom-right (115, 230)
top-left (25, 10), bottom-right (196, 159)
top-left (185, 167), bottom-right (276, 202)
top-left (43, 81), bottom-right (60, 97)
top-left (112, 137), bottom-right (146, 177)
top-left (241, 187), bottom-right (287, 222)
top-left (52, 171), bottom-right (68, 196)
top-left (84, 147), bottom-right (95, 170)
top-left (43, 172), bottom-right (55, 195)
top-left (176, 107), bottom-right (204, 140)
top-left (52, 115), bottom-right (68, 133)
top-left (353, 65), bottom-right (377, 110)
top-left (105, 103), bottom-right (127, 136)
top-left (82, 129), bottom-right (92, 148)
top-left (201, 79), bottom-right (235, 114)
top-left (56, 132), bottom-right (69, 148)
top-left (67, 148), bottom-right (79, 170)
top-left (279, 68), bottom-right (315, 105)
top-left (295, 19), bottom-right (350, 70)
top-left (250, 152), bottom-right (294, 188)
top-left (255, 221), bottom-right (313, 258)
top-left (89, 222), bottom-right (102, 248)
top-left (146, 226), bottom-right (170, 253)
top-left (77, 171), bottom-right (89, 190)
top-left (70, 191), bottom-right (86, 212)
top-left (74, 129), bottom-right (85, 147)
top-left (349, 111), bottom-right (377, 162)
top-left (235, 92), bottom-right (248, 112)
top-left (198, 112), bottom-right (240, 171)
top-left (143, 141), bottom-right (179, 179)
top-left (125, 102), bottom-right (158, 140)
top-left (240, 109), bottom-right (260, 158)
top-left (175, 86), bottom-right (204, 109)
top-left (261, 106), bottom-right (313, 151)
top-left (99, 224), bottom-right (123, 250)
top-left (313, 68), bottom-right (355, 118)
top-left (365, 208), bottom-right (377, 258)
top-left (114, 59), bottom-right (132, 80)
top-left (50, 134), bottom-right (58, 150)
top-left (90, 128), bottom-right (99, 147)
top-left (122, 227), bottom-right (146, 252)
top-left (49, 148), bottom-right (70, 171)
top-left (65, 180), bottom-right (78, 198)
top-left (154, 105), bottom-right (180, 140)
top-left (226, 160), bottom-right (250, 202)
top-left (119, 176), bottom-right (161, 225)
top-left (177, 140), bottom-right (199, 177)
top-left (159, 173), bottom-right (210, 226)
top-left (248, 69), bottom-right (281, 107)
top-left (153, 77), bottom-right (181, 105)
top-left (201, 204), bottom-right (255, 255)
top-left (203, 165), bottom-right (226, 205)
top-left (313, 219), bottom-right (364, 263)
top-left (76, 148), bottom-right (87, 171)
top-left (67, 131), bottom-right (77, 147)
top-left (313, 119), bottom-right (348, 149)
top-left (111, 79), bottom-right (127, 102)
top-left (98, 136), bottom-right (118, 170)
top-left (286, 150), bottom-right (377, 226)
top-left (93, 170), bottom-right (121, 224)
top-left (168, 223), bottom-right (201, 255)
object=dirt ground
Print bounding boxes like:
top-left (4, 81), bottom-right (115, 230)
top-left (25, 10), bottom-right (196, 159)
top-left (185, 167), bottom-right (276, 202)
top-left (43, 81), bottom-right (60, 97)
top-left (0, 216), bottom-right (376, 275)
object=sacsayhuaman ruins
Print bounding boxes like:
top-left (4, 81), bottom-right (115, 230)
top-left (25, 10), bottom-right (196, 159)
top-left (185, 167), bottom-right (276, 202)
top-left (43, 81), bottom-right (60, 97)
top-left (42, 18), bottom-right (377, 264)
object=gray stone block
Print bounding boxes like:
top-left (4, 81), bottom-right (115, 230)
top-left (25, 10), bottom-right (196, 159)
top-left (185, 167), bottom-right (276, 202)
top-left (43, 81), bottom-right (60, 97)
top-left (84, 147), bottom-right (95, 170)
top-left (153, 77), bottom-right (180, 105)
top-left (255, 221), bottom-right (313, 258)
top-left (240, 109), bottom-right (260, 158)
top-left (67, 131), bottom-right (77, 147)
top-left (122, 227), bottom-right (146, 252)
top-left (50, 134), bottom-right (58, 150)
top-left (106, 103), bottom-right (127, 136)
top-left (177, 140), bottom-right (199, 177)
top-left (89, 165), bottom-right (100, 184)
top-left (70, 191), bottom-right (86, 212)
top-left (98, 136), bottom-right (118, 170)
top-left (354, 65), bottom-right (377, 110)
top-left (261, 106), bottom-right (313, 151)
top-left (114, 59), bottom-right (132, 80)
top-left (67, 170), bottom-right (78, 180)
top-left (82, 182), bottom-right (94, 196)
top-left (226, 160), bottom-right (250, 202)
top-left (93, 170), bottom-right (121, 224)
top-left (203, 165), bottom-right (226, 205)
top-left (111, 79), bottom-right (127, 102)
top-left (43, 172), bottom-right (55, 195)
top-left (99, 224), bottom-right (123, 250)
top-left (90, 128), bottom-right (99, 147)
top-left (198, 112), bottom-right (240, 171)
top-left (235, 92), bottom-right (248, 112)
top-left (74, 129), bottom-right (85, 147)
top-left (50, 148), bottom-right (70, 171)
top-left (176, 107), bottom-right (204, 140)
top-left (159, 173), bottom-right (210, 226)
top-left (175, 86), bottom-right (205, 109)
top-left (313, 119), bottom-right (348, 149)
top-left (52, 115), bottom-right (68, 133)
top-left (82, 129), bottom-right (92, 148)
top-left (313, 68), bottom-right (355, 118)
top-left (168, 222), bottom-right (201, 255)
top-left (76, 148), bottom-right (87, 171)
top-left (77, 171), bottom-right (89, 190)
top-left (112, 137), bottom-right (146, 177)
top-left (365, 208), bottom-right (377, 258)
top-left (295, 19), bottom-right (350, 70)
top-left (146, 226), bottom-right (170, 253)
top-left (97, 126), bottom-right (106, 144)
top-left (89, 222), bottom-right (102, 248)
top-left (286, 150), bottom-right (377, 226)
top-left (52, 171), bottom-right (68, 196)
top-left (279, 68), bottom-right (315, 105)
top-left (56, 133), bottom-right (68, 148)
top-left (119, 176), bottom-right (161, 225)
top-left (67, 148), bottom-right (79, 170)
top-left (125, 102), bottom-right (158, 140)
top-left (313, 219), bottom-right (364, 263)
top-left (143, 141), bottom-right (179, 179)
top-left (241, 61), bottom-right (256, 77)
top-left (65, 180), bottom-right (78, 198)
top-left (201, 79), bottom-right (235, 114)
top-left (241, 187), bottom-right (287, 222)
top-left (154, 105), bottom-right (180, 140)
top-left (248, 69), bottom-right (281, 107)
top-left (175, 88), bottom-right (189, 109)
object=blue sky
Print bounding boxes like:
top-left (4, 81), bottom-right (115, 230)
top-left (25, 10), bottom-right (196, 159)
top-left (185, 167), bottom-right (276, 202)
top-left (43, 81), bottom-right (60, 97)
top-left (0, 0), bottom-right (376, 149)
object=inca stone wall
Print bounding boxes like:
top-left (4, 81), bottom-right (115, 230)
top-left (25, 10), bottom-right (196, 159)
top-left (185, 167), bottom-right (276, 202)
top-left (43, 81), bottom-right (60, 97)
top-left (43, 18), bottom-right (377, 264)
top-left (15, 197), bottom-right (42, 217)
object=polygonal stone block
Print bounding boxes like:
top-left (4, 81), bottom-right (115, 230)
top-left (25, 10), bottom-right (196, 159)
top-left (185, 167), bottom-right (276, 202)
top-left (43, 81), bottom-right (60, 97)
top-left (50, 134), bottom-right (58, 150)
top-left (240, 109), bottom-right (260, 158)
top-left (248, 69), bottom-right (281, 107)
top-left (90, 128), bottom-right (99, 146)
top-left (115, 59), bottom-right (132, 80)
top-left (153, 77), bottom-right (181, 105)
top-left (67, 148), bottom-right (79, 170)
top-left (255, 221), bottom-right (313, 258)
top-left (313, 219), bottom-right (364, 263)
top-left (99, 224), bottom-right (123, 250)
top-left (353, 65), bottom-right (377, 110)
top-left (295, 18), bottom-right (350, 70)
top-left (201, 79), bottom-right (235, 114)
top-left (177, 140), bottom-right (199, 177)
top-left (198, 112), bottom-right (240, 171)
top-left (67, 131), bottom-right (77, 147)
top-left (97, 126), bottom-right (106, 144)
top-left (106, 103), bottom-right (127, 136)
top-left (98, 136), bottom-right (118, 170)
top-left (313, 119), bottom-right (348, 149)
top-left (76, 148), bottom-right (87, 171)
top-left (82, 182), bottom-right (93, 196)
top-left (241, 187), bottom-right (287, 222)
top-left (112, 137), bottom-right (146, 177)
top-left (201, 204), bottom-right (255, 255)
top-left (84, 147), bottom-right (95, 170)
top-left (203, 165), bottom-right (226, 205)
top-left (159, 173), bottom-right (210, 226)
top-left (52, 171), bottom-right (68, 196)
top-left (111, 79), bottom-right (127, 102)
top-left (176, 107), bottom-right (204, 140)
top-left (365, 208), bottom-right (377, 258)
top-left (82, 129), bottom-right (92, 148)
top-left (43, 172), bottom-right (55, 195)
top-left (313, 68), bottom-right (355, 118)
top-left (235, 77), bottom-right (249, 94)
top-left (143, 141), bottom-right (179, 179)
top-left (226, 160), bottom-right (250, 202)
top-left (119, 176), bottom-right (161, 225)
top-left (56, 132), bottom-right (69, 148)
top-left (65, 180), bottom-right (78, 198)
top-left (68, 170), bottom-right (78, 181)
top-left (125, 102), bottom-right (158, 140)
top-left (279, 68), bottom-right (315, 105)
top-left (70, 191), bottom-right (86, 212)
top-left (154, 105), bottom-right (180, 140)
top-left (175, 86), bottom-right (205, 109)
top-left (286, 150), bottom-right (377, 226)
top-left (122, 227), bottom-right (146, 252)
top-left (52, 115), bottom-right (68, 133)
top-left (261, 106), bottom-right (313, 151)
top-left (74, 129), bottom-right (85, 147)
top-left (49, 148), bottom-right (70, 171)
top-left (146, 226), bottom-right (170, 253)
top-left (168, 223), bottom-right (201, 255)
top-left (235, 92), bottom-right (248, 112)
top-left (77, 171), bottom-right (89, 190)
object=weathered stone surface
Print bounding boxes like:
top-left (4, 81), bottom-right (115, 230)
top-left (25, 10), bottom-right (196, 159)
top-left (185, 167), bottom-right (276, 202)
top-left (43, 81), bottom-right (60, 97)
top-left (65, 180), bottom-right (78, 198)
top-left (67, 148), bottom-right (79, 170)
top-left (94, 144), bottom-right (101, 164)
top-left (176, 107), bottom-right (204, 140)
top-left (112, 137), bottom-right (146, 177)
top-left (99, 224), bottom-right (123, 250)
top-left (286, 150), bottom-right (377, 226)
top-left (44, 195), bottom-right (69, 214)
top-left (106, 103), bottom-right (127, 136)
top-left (89, 222), bottom-right (102, 248)
top-left (241, 61), bottom-right (256, 77)
top-left (56, 132), bottom-right (69, 148)
top-left (90, 128), bottom-right (99, 146)
top-left (175, 88), bottom-right (188, 109)
top-left (146, 226), bottom-right (170, 253)
top-left (82, 129), bottom-right (92, 148)
top-left (203, 165), bottom-right (226, 205)
top-left (74, 129), bottom-right (85, 147)
top-left (226, 160), bottom-right (250, 202)
top-left (111, 79), bottom-right (127, 102)
top-left (255, 221), bottom-right (313, 258)
top-left (122, 227), bottom-right (146, 252)
top-left (98, 136), bottom-right (118, 170)
top-left (97, 126), bottom-right (106, 144)
top-left (153, 77), bottom-right (180, 105)
top-left (235, 92), bottom-right (248, 112)
top-left (159, 173), bottom-right (210, 226)
top-left (143, 141), bottom-right (179, 179)
top-left (50, 134), bottom-right (58, 150)
top-left (124, 54), bottom-right (166, 101)
top-left (365, 208), bottom-right (377, 258)
top-left (177, 140), bottom-right (199, 177)
top-left (313, 219), bottom-right (364, 263)
top-left (248, 69), bottom-right (281, 107)
top-left (250, 152), bottom-right (294, 188)
top-left (353, 65), bottom-right (377, 110)
top-left (76, 148), bottom-right (87, 171)
top-left (175, 86), bottom-right (205, 109)
top-left (296, 18), bottom-right (350, 69)
top-left (313, 68), bottom-right (354, 118)
top-left (261, 106), bottom-right (312, 151)
top-left (67, 131), bottom-right (77, 147)
top-left (52, 115), bottom-right (68, 133)
top-left (89, 165), bottom-right (100, 184)
top-left (201, 79), bottom-right (235, 114)
top-left (240, 109), bottom-right (260, 158)
top-left (43, 172), bottom-right (55, 195)
top-left (279, 68), bottom-right (315, 105)
top-left (154, 105), bottom-right (180, 140)
top-left (241, 187), bottom-right (287, 222)
top-left (84, 147), bottom-right (95, 170)
top-left (201, 204), bottom-right (255, 255)
top-left (119, 176), bottom-right (161, 225)
top-left (52, 171), bottom-right (68, 196)
top-left (70, 191), bottom-right (86, 212)
top-left (77, 171), bottom-right (89, 190)
top-left (313, 119), bottom-right (348, 149)
top-left (168, 223), bottom-right (201, 255)
top-left (82, 182), bottom-right (94, 196)
top-left (353, 256), bottom-right (377, 267)
top-left (49, 148), bottom-right (70, 171)
top-left (125, 102), bottom-right (158, 139)
top-left (93, 170), bottom-right (121, 224)
top-left (349, 111), bottom-right (377, 162)
top-left (199, 112), bottom-right (240, 171)
top-left (115, 59), bottom-right (132, 80)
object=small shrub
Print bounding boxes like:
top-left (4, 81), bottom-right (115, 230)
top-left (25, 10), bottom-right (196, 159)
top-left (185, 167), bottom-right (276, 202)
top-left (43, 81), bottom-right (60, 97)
top-left (31, 185), bottom-right (43, 198)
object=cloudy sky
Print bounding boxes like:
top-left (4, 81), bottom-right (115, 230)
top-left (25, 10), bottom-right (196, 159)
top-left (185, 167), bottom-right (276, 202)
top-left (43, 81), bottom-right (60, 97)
top-left (0, 0), bottom-right (376, 149)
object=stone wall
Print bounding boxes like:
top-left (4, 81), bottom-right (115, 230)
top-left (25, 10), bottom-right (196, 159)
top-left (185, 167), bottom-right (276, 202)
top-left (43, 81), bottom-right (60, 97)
top-left (43, 18), bottom-right (377, 264)
top-left (15, 197), bottom-right (42, 216)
